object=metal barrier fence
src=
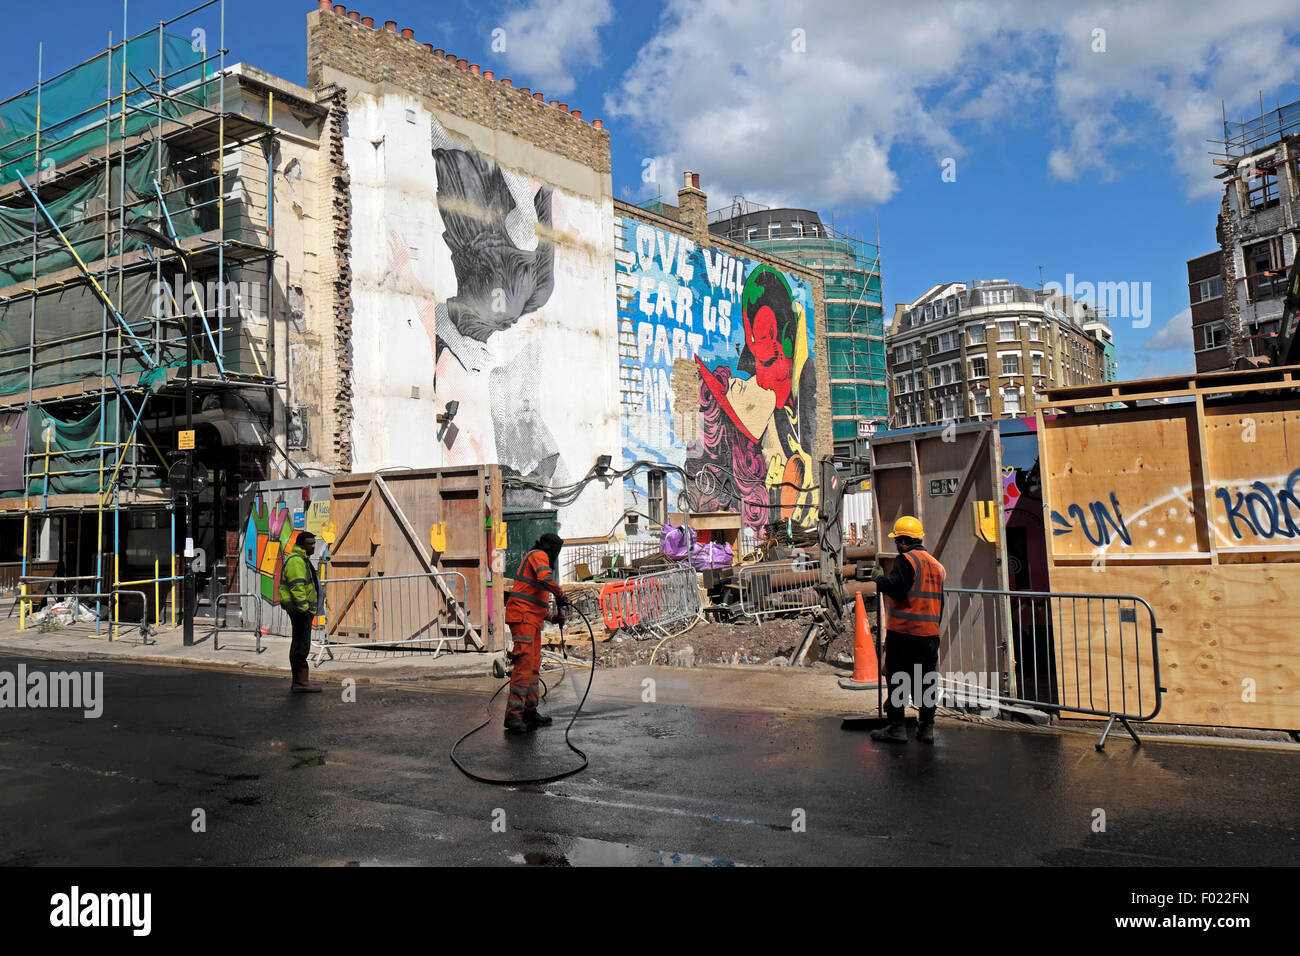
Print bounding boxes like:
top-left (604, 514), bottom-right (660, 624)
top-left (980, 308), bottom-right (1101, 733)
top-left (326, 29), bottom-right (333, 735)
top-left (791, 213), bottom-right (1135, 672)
top-left (737, 560), bottom-right (821, 619)
top-left (598, 566), bottom-right (701, 639)
top-left (15, 587), bottom-right (153, 643)
top-left (937, 588), bottom-right (1163, 749)
top-left (212, 592), bottom-right (265, 653)
top-left (562, 536), bottom-right (669, 581)
top-left (313, 570), bottom-right (471, 661)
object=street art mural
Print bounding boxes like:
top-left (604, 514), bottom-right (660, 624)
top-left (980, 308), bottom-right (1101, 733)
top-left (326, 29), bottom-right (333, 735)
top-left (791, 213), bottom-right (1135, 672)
top-left (346, 101), bottom-right (618, 539)
top-left (616, 217), bottom-right (820, 533)
top-left (243, 497), bottom-right (327, 626)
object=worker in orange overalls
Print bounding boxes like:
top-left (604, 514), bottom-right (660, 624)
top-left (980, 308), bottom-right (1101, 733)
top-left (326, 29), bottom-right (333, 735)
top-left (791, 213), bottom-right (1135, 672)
top-left (503, 533), bottom-right (570, 734)
top-left (870, 516), bottom-right (947, 744)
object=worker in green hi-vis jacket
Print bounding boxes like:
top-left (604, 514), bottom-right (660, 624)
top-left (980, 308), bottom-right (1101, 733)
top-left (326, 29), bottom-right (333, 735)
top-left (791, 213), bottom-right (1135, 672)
top-left (279, 531), bottom-right (322, 694)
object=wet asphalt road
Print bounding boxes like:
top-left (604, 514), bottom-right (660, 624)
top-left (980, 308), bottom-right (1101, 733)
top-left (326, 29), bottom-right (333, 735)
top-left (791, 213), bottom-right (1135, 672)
top-left (1, 654), bottom-right (1297, 866)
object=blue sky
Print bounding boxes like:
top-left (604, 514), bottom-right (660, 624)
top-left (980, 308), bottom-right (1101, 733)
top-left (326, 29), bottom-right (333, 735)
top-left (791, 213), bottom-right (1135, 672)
top-left (8, 0), bottom-right (1300, 380)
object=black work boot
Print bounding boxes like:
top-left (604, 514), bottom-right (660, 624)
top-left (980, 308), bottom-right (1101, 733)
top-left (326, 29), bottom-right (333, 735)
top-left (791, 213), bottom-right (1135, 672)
top-left (522, 711), bottom-right (553, 727)
top-left (503, 715), bottom-right (529, 734)
top-left (916, 722), bottom-right (935, 744)
top-left (870, 722), bottom-right (908, 743)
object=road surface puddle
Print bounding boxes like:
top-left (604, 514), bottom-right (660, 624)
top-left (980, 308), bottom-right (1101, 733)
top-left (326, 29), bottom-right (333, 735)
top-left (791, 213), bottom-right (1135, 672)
top-left (509, 836), bottom-right (739, 866)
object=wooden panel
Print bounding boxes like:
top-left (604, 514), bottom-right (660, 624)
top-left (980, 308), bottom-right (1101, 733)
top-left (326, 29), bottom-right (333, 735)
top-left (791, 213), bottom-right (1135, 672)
top-left (1052, 563), bottom-right (1300, 729)
top-left (1202, 399), bottom-right (1300, 552)
top-left (1043, 389), bottom-right (1300, 730)
top-left (327, 466), bottom-right (502, 651)
top-left (871, 424), bottom-right (1007, 679)
top-left (1041, 405), bottom-right (1210, 559)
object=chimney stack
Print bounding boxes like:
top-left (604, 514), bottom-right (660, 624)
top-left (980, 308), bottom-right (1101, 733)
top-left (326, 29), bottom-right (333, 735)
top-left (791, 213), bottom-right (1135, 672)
top-left (677, 170), bottom-right (708, 243)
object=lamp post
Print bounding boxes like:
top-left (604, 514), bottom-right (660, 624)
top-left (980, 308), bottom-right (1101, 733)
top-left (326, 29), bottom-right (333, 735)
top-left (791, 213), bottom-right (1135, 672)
top-left (125, 223), bottom-right (198, 646)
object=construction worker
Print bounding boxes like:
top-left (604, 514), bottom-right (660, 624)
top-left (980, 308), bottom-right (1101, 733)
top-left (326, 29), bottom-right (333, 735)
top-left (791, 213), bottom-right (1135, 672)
top-left (503, 532), bottom-right (570, 734)
top-left (280, 531), bottom-right (322, 694)
top-left (870, 516), bottom-right (946, 744)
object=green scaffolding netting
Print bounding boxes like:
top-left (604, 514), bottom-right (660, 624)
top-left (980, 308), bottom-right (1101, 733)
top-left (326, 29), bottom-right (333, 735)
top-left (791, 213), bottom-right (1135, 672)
top-left (22, 399), bottom-right (121, 496)
top-left (0, 138), bottom-right (215, 288)
top-left (0, 31), bottom-right (207, 186)
top-left (0, 271), bottom-right (191, 396)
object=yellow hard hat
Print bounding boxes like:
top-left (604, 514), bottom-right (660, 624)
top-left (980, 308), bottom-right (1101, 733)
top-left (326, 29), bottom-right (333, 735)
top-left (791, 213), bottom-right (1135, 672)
top-left (889, 515), bottom-right (924, 539)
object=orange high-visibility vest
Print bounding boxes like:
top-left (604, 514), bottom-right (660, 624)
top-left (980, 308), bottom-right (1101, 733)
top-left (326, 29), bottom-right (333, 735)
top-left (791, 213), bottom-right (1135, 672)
top-left (506, 549), bottom-right (557, 630)
top-left (884, 548), bottom-right (947, 637)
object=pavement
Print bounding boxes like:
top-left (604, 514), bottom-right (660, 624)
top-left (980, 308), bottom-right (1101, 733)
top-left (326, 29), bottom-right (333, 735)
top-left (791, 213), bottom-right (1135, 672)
top-left (1, 649), bottom-right (1298, 866)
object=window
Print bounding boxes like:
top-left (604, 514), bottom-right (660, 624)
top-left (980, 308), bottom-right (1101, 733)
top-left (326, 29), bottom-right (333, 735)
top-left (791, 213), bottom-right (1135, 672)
top-left (1244, 168), bottom-right (1279, 211)
top-left (809, 223), bottom-right (820, 237)
top-left (1244, 240), bottom-right (1286, 300)
top-left (1032, 354), bottom-right (1042, 376)
top-left (974, 392), bottom-right (990, 416)
top-left (791, 220), bottom-right (804, 237)
top-left (970, 356), bottom-right (987, 378)
top-left (1202, 324), bottom-right (1227, 350)
top-left (930, 367), bottom-right (942, 387)
top-left (647, 470), bottom-right (667, 526)
top-left (746, 226), bottom-right (758, 241)
top-left (1189, 276), bottom-right (1222, 303)
top-left (1001, 353), bottom-right (1020, 375)
top-left (968, 324), bottom-right (986, 345)
top-left (1029, 321), bottom-right (1042, 340)
top-left (768, 223), bottom-right (781, 239)
top-left (999, 321), bottom-right (1017, 341)
top-left (1003, 389), bottom-right (1021, 415)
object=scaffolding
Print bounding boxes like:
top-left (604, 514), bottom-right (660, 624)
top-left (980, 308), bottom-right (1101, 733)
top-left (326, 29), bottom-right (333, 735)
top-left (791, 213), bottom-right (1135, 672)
top-left (1211, 95), bottom-right (1300, 159)
top-left (0, 0), bottom-right (280, 635)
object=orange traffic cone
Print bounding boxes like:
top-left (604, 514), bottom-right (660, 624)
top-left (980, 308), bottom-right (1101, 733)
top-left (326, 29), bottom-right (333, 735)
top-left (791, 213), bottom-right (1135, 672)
top-left (839, 592), bottom-right (881, 690)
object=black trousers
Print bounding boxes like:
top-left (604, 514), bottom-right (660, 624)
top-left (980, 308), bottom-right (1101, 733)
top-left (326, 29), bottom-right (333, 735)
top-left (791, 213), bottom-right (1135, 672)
top-left (884, 631), bottom-right (940, 725)
top-left (289, 611), bottom-right (314, 673)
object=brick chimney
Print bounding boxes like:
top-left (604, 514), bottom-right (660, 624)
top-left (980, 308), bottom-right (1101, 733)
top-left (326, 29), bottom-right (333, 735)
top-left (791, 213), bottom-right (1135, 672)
top-left (677, 170), bottom-right (707, 244)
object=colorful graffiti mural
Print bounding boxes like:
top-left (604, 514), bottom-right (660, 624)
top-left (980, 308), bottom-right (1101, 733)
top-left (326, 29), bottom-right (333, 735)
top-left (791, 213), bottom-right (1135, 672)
top-left (244, 497), bottom-right (326, 625)
top-left (616, 217), bottom-right (819, 534)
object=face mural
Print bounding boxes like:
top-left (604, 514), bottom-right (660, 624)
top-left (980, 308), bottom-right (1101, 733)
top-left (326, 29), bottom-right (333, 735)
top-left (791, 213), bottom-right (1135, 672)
top-left (617, 219), bottom-right (819, 533)
top-left (429, 120), bottom-right (561, 483)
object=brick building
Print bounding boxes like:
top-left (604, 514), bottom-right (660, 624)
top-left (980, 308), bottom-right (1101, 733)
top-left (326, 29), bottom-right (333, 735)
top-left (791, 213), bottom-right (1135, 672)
top-left (888, 279), bottom-right (1115, 427)
top-left (305, 5), bottom-right (622, 538)
top-left (1187, 250), bottom-right (1228, 372)
top-left (1209, 97), bottom-right (1300, 367)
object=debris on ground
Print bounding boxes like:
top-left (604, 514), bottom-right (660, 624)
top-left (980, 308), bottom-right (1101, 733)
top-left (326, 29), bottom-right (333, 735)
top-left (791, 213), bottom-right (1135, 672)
top-left (562, 613), bottom-right (850, 669)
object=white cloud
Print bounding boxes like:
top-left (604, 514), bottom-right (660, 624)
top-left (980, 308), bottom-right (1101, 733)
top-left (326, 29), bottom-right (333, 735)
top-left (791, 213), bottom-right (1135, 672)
top-left (495, 0), bottom-right (614, 97)
top-left (1144, 308), bottom-right (1192, 351)
top-left (604, 0), bottom-right (1300, 208)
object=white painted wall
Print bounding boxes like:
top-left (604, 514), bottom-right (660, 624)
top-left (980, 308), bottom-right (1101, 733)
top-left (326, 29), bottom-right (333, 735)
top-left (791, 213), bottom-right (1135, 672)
top-left (343, 90), bottom-right (620, 539)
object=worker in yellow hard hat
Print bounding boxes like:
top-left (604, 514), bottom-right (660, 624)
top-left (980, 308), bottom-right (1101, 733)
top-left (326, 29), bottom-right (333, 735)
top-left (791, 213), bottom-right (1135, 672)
top-left (869, 515), bottom-right (947, 744)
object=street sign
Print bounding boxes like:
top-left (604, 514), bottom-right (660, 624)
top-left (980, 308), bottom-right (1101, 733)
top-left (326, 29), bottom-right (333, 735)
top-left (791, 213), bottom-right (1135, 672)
top-left (178, 429), bottom-right (195, 450)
